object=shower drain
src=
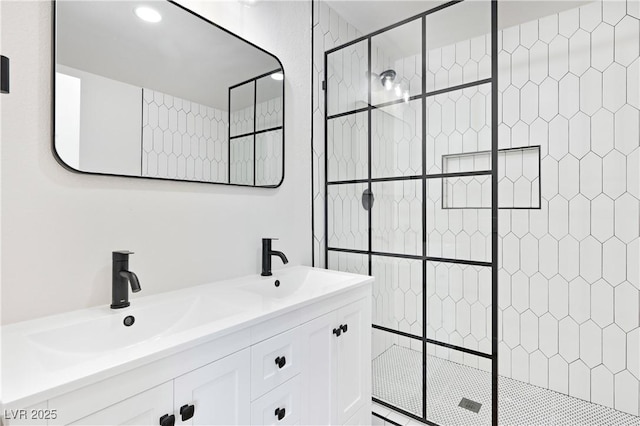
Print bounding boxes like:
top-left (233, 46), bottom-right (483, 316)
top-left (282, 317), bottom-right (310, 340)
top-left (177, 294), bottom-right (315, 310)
top-left (459, 398), bottom-right (482, 413)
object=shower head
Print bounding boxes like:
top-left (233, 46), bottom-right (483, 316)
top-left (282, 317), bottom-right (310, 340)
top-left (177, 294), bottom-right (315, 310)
top-left (379, 69), bottom-right (396, 89)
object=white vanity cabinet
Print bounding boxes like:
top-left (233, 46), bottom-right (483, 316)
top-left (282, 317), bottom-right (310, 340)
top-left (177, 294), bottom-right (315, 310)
top-left (3, 281), bottom-right (371, 426)
top-left (301, 297), bottom-right (371, 425)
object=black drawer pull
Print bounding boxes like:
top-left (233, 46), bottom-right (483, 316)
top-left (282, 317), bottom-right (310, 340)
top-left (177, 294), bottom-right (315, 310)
top-left (180, 404), bottom-right (195, 421)
top-left (275, 356), bottom-right (286, 368)
top-left (159, 414), bottom-right (175, 426)
top-left (341, 324), bottom-right (348, 333)
top-left (274, 407), bottom-right (286, 421)
top-left (332, 327), bottom-right (342, 337)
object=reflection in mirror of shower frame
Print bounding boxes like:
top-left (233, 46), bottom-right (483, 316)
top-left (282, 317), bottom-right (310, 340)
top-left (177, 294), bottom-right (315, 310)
top-left (228, 68), bottom-right (285, 187)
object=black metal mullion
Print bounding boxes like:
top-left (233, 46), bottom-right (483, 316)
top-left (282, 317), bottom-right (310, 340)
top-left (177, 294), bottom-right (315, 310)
top-left (324, 50), bottom-right (329, 269)
top-left (311, 0), bottom-right (315, 266)
top-left (372, 412), bottom-right (404, 426)
top-left (253, 80), bottom-right (257, 186)
top-left (367, 38), bottom-right (373, 276)
top-left (421, 14), bottom-right (428, 424)
top-left (491, 1), bottom-right (499, 425)
top-left (228, 85), bottom-right (231, 184)
top-left (326, 78), bottom-right (491, 122)
top-left (372, 324), bottom-right (421, 341)
top-left (425, 338), bottom-right (492, 359)
top-left (328, 247), bottom-right (492, 267)
top-left (327, 106), bottom-right (369, 121)
top-left (228, 67), bottom-right (282, 91)
top-left (372, 324), bottom-right (494, 361)
top-left (425, 78), bottom-right (492, 98)
top-left (229, 126), bottom-right (283, 140)
top-left (326, 170), bottom-right (492, 186)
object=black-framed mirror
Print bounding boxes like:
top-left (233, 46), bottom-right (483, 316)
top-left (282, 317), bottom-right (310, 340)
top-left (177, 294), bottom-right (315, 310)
top-left (53, 0), bottom-right (285, 187)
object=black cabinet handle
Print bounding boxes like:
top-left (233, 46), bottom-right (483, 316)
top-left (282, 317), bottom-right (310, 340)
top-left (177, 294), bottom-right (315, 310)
top-left (275, 356), bottom-right (286, 368)
top-left (180, 404), bottom-right (195, 421)
top-left (274, 407), bottom-right (286, 421)
top-left (332, 327), bottom-right (342, 337)
top-left (159, 414), bottom-right (175, 426)
top-left (341, 324), bottom-right (348, 333)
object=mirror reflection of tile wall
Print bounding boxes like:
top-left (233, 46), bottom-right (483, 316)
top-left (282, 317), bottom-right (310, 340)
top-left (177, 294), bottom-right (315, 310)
top-left (141, 88), bottom-right (228, 183)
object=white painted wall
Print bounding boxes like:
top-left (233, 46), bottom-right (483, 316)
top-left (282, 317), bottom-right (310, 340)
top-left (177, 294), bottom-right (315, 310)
top-left (54, 72), bottom-right (81, 170)
top-left (0, 0), bottom-right (311, 325)
top-left (56, 65), bottom-right (142, 176)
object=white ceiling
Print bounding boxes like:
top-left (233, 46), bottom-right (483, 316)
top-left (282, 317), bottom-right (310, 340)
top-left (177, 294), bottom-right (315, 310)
top-left (56, 1), bottom-right (281, 109)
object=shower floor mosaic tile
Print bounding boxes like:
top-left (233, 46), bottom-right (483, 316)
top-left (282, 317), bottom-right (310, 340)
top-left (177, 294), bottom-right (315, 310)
top-left (373, 345), bottom-right (640, 426)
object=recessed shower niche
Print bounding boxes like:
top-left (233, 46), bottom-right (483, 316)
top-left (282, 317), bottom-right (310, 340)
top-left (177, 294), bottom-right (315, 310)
top-left (53, 1), bottom-right (284, 187)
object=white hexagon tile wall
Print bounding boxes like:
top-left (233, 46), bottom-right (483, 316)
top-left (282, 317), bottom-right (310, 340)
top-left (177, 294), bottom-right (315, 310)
top-left (313, 0), bottom-right (640, 417)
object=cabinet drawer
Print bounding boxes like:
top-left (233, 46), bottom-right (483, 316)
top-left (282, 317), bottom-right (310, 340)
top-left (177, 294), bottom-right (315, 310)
top-left (250, 376), bottom-right (301, 426)
top-left (69, 382), bottom-right (173, 426)
top-left (251, 327), bottom-right (301, 399)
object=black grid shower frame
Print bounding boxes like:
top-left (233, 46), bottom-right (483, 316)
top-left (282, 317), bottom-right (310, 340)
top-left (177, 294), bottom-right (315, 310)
top-left (227, 68), bottom-right (283, 186)
top-left (323, 1), bottom-right (498, 425)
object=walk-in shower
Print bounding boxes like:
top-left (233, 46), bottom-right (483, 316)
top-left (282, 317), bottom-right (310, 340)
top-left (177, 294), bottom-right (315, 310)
top-left (313, 0), bottom-right (640, 425)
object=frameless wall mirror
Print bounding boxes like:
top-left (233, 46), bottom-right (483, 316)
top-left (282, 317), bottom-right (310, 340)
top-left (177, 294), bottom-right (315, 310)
top-left (53, 0), bottom-right (284, 187)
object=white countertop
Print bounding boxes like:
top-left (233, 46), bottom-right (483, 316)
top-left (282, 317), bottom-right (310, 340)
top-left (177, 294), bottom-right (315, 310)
top-left (0, 266), bottom-right (373, 408)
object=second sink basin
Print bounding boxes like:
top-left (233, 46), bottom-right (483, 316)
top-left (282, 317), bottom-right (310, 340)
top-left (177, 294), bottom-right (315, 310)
top-left (236, 267), bottom-right (361, 300)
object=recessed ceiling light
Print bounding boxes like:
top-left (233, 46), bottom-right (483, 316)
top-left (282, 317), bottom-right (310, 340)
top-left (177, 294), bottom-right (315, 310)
top-left (134, 6), bottom-right (162, 23)
top-left (271, 72), bottom-right (284, 81)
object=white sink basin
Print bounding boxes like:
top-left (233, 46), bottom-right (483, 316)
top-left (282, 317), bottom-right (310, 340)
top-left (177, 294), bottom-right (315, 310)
top-left (27, 296), bottom-right (198, 355)
top-left (24, 294), bottom-right (244, 370)
top-left (236, 267), bottom-right (359, 300)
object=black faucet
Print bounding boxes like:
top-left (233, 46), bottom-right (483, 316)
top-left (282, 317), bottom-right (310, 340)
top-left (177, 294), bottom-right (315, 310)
top-left (111, 251), bottom-right (141, 309)
top-left (261, 238), bottom-right (288, 276)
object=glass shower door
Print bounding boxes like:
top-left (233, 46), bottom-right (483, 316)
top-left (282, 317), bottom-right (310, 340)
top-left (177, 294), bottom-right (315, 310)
top-left (324, 1), bottom-right (498, 425)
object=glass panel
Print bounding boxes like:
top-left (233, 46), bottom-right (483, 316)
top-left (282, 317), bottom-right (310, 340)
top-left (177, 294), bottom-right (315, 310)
top-left (425, 83), bottom-right (492, 175)
top-left (372, 328), bottom-right (423, 417)
top-left (229, 136), bottom-right (253, 185)
top-left (426, 343), bottom-right (491, 425)
top-left (327, 250), bottom-right (368, 275)
top-left (327, 112), bottom-right (368, 182)
top-left (426, 261), bottom-right (492, 353)
top-left (371, 256), bottom-right (423, 336)
top-left (426, 177), bottom-right (492, 262)
top-left (371, 18), bottom-right (422, 106)
top-left (229, 81), bottom-right (255, 137)
top-left (372, 179), bottom-right (422, 256)
top-left (255, 129), bottom-right (283, 186)
top-left (327, 183), bottom-right (369, 251)
top-left (255, 72), bottom-right (283, 131)
top-left (425, 0), bottom-right (491, 93)
top-left (326, 40), bottom-right (368, 116)
top-left (372, 99), bottom-right (422, 179)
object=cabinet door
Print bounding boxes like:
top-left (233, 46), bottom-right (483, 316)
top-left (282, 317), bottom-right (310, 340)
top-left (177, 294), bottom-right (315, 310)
top-left (300, 311), bottom-right (336, 425)
top-left (335, 298), bottom-right (370, 425)
top-left (69, 382), bottom-right (173, 426)
top-left (174, 348), bottom-right (250, 426)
